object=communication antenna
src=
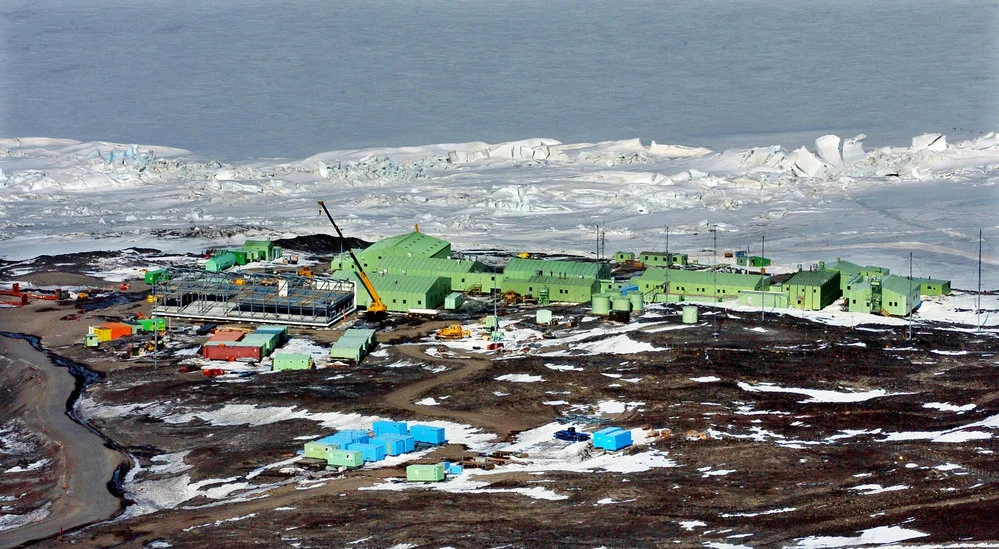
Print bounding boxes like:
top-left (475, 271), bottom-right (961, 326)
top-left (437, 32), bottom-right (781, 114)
top-left (761, 234), bottom-right (766, 322)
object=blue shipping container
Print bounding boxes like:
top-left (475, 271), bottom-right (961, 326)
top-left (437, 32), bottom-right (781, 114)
top-left (347, 442), bottom-right (387, 462)
top-left (332, 429), bottom-right (370, 446)
top-left (372, 420), bottom-right (408, 437)
top-left (376, 434), bottom-right (415, 454)
top-left (410, 424), bottom-right (446, 445)
top-left (593, 426), bottom-right (632, 451)
top-left (375, 435), bottom-right (406, 456)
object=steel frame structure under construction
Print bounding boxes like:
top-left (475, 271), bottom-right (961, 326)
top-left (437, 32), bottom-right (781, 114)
top-left (151, 269), bottom-right (355, 327)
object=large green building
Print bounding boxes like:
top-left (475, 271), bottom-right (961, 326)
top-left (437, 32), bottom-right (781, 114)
top-left (503, 257), bottom-right (611, 281)
top-left (331, 231), bottom-right (452, 271)
top-left (844, 274), bottom-right (921, 316)
top-left (331, 271), bottom-right (451, 312)
top-left (631, 268), bottom-right (769, 301)
top-left (502, 275), bottom-right (600, 304)
top-left (783, 269), bottom-right (841, 310)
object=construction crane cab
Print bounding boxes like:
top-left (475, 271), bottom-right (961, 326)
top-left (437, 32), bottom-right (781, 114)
top-left (318, 201), bottom-right (388, 318)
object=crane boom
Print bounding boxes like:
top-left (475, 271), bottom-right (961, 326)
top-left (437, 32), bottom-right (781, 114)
top-left (318, 201), bottom-right (387, 314)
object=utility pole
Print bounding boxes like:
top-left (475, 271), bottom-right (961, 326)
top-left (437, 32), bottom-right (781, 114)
top-left (979, 229), bottom-right (983, 332)
top-left (907, 252), bottom-right (913, 340)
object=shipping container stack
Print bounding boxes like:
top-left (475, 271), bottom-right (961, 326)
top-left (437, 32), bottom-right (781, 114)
top-left (301, 421), bottom-right (448, 470)
top-left (201, 325), bottom-right (289, 362)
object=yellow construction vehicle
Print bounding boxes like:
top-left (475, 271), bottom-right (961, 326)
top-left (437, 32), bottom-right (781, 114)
top-left (297, 265), bottom-right (315, 278)
top-left (436, 324), bottom-right (471, 340)
top-left (517, 252), bottom-right (531, 259)
top-left (318, 201), bottom-right (387, 316)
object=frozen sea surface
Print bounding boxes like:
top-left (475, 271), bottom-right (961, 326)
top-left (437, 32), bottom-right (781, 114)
top-left (2, 0), bottom-right (997, 160)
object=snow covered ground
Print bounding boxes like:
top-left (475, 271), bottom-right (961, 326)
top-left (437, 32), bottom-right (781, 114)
top-left (1, 132), bottom-right (997, 292)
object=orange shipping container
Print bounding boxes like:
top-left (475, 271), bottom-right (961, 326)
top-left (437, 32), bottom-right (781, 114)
top-left (103, 322), bottom-right (134, 340)
top-left (209, 330), bottom-right (245, 343)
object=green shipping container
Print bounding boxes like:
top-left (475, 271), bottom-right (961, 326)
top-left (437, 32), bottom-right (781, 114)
top-left (327, 449), bottom-right (364, 468)
top-left (272, 353), bottom-right (314, 371)
top-left (304, 441), bottom-right (339, 459)
top-left (406, 463), bottom-right (446, 482)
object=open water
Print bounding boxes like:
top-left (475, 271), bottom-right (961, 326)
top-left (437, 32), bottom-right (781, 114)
top-left (1, 0), bottom-right (996, 160)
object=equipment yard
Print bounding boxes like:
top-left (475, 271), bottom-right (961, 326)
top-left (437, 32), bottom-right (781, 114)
top-left (1, 245), bottom-right (998, 549)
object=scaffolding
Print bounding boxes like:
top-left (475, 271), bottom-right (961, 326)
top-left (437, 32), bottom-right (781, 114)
top-left (151, 269), bottom-right (355, 327)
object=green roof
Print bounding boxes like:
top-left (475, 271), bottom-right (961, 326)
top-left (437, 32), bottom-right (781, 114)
top-left (371, 255), bottom-right (484, 276)
top-left (503, 257), bottom-right (610, 280)
top-left (881, 274), bottom-right (919, 296)
top-left (525, 275), bottom-right (599, 288)
top-left (786, 269), bottom-right (838, 287)
top-left (363, 231), bottom-right (450, 258)
top-left (826, 259), bottom-right (889, 276)
top-left (647, 268), bottom-right (767, 288)
top-left (331, 270), bottom-right (445, 295)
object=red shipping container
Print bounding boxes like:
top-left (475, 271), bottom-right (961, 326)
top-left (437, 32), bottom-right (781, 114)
top-left (202, 343), bottom-right (261, 361)
top-left (209, 330), bottom-right (245, 343)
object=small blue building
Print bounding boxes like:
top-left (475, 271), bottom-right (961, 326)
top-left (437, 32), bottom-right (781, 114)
top-left (593, 427), bottom-right (632, 451)
top-left (373, 420), bottom-right (409, 437)
top-left (410, 424), bottom-right (447, 445)
top-left (375, 434), bottom-right (415, 456)
top-left (331, 429), bottom-right (370, 447)
top-left (347, 441), bottom-right (387, 462)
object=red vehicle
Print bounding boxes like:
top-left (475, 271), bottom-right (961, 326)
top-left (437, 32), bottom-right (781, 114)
top-left (202, 368), bottom-right (227, 378)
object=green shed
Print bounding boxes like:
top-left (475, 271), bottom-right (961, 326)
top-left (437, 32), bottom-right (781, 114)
top-left (613, 251), bottom-right (635, 263)
top-left (783, 269), bottom-right (841, 310)
top-left (242, 239), bottom-right (279, 261)
top-left (406, 463), bottom-right (446, 482)
top-left (911, 276), bottom-right (951, 296)
top-left (843, 275), bottom-right (875, 313)
top-left (272, 353), bottom-right (314, 371)
top-left (444, 292), bottom-right (464, 310)
top-left (144, 269), bottom-right (170, 285)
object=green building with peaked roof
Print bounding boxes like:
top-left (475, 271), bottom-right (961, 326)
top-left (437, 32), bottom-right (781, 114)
top-left (631, 268), bottom-right (769, 301)
top-left (783, 269), bottom-right (841, 310)
top-left (501, 275), bottom-right (600, 304)
top-left (331, 231), bottom-right (452, 272)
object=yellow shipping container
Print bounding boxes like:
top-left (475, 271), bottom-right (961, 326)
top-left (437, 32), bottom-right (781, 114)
top-left (93, 327), bottom-right (113, 342)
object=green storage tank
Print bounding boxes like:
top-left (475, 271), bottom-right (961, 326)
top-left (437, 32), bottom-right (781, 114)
top-left (629, 292), bottom-right (644, 312)
top-left (682, 305), bottom-right (699, 324)
top-left (611, 295), bottom-right (632, 312)
top-left (406, 463), bottom-right (446, 482)
top-left (591, 294), bottom-right (612, 316)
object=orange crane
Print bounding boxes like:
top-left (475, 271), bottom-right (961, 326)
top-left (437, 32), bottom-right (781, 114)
top-left (318, 201), bottom-right (388, 316)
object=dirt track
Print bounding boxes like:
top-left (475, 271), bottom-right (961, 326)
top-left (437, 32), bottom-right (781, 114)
top-left (0, 337), bottom-right (128, 549)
